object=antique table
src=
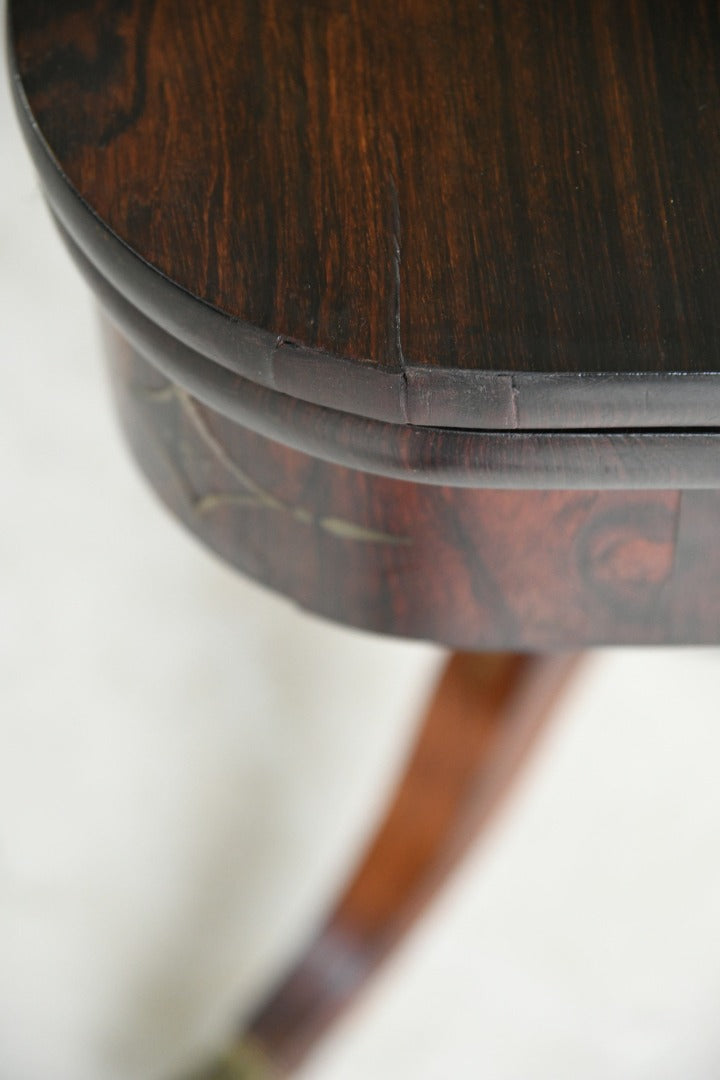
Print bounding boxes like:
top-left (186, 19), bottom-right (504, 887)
top-left (9, 1), bottom-right (720, 1076)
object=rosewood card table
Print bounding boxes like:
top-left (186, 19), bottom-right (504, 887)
top-left (9, 1), bottom-right (720, 1076)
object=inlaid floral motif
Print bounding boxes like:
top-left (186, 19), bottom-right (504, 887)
top-left (140, 381), bottom-right (411, 547)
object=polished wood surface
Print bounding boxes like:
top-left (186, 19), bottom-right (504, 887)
top-left (11, 0), bottom-right (720, 428)
top-left (54, 224), bottom-right (720, 493)
top-left (9, 4), bottom-right (720, 1075)
top-left (238, 652), bottom-right (579, 1076)
top-left (103, 326), bottom-right (720, 649)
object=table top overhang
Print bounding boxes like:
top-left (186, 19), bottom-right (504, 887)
top-left (10, 0), bottom-right (720, 437)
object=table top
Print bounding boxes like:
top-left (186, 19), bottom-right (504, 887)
top-left (10, 0), bottom-right (720, 430)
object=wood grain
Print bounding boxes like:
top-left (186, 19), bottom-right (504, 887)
top-left (12, 0), bottom-right (720, 428)
top-left (242, 652), bottom-right (579, 1075)
top-left (10, 6), bottom-right (720, 1076)
top-left (49, 220), bottom-right (720, 493)
top-left (102, 325), bottom-right (720, 649)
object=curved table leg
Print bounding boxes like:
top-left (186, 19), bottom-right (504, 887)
top-left (205, 651), bottom-right (581, 1079)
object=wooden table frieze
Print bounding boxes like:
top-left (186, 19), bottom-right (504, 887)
top-left (107, 334), bottom-right (719, 650)
top-left (9, 0), bottom-right (720, 1075)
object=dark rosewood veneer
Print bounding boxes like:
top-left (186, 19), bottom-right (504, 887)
top-left (9, 1), bottom-right (720, 1075)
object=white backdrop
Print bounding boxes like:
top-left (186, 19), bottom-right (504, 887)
top-left (4, 38), bottom-right (720, 1080)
